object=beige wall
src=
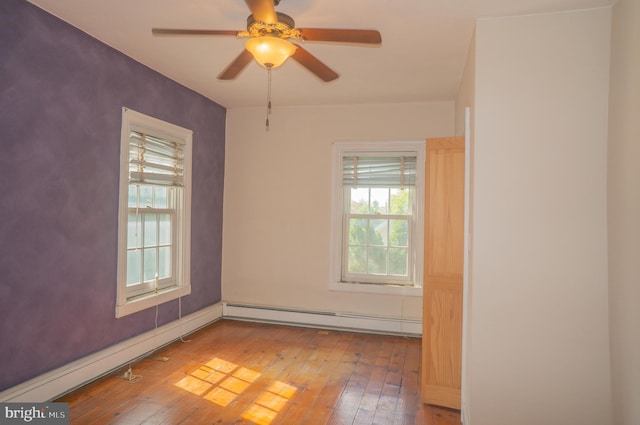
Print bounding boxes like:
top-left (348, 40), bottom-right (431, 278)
top-left (222, 102), bottom-right (454, 320)
top-left (222, 6), bottom-right (633, 424)
top-left (469, 8), bottom-right (612, 425)
top-left (608, 0), bottom-right (640, 423)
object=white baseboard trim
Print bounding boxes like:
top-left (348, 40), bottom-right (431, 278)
top-left (222, 302), bottom-right (422, 337)
top-left (0, 303), bottom-right (223, 403)
top-left (462, 404), bottom-right (470, 425)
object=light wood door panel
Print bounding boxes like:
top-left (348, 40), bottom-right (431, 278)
top-left (422, 136), bottom-right (465, 410)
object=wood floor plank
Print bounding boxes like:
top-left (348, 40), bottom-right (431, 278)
top-left (57, 320), bottom-right (461, 425)
top-left (278, 333), bottom-right (346, 424)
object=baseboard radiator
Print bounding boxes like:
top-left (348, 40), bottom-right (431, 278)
top-left (222, 302), bottom-right (421, 337)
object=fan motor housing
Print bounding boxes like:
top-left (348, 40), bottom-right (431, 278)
top-left (246, 12), bottom-right (297, 38)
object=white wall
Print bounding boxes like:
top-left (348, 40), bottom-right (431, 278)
top-left (455, 30), bottom-right (476, 137)
top-left (608, 0), bottom-right (640, 423)
top-left (469, 8), bottom-right (612, 425)
top-left (455, 31), bottom-right (476, 425)
top-left (223, 102), bottom-right (454, 321)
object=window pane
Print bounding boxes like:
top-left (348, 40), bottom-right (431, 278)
top-left (347, 246), bottom-right (367, 273)
top-left (349, 188), bottom-right (369, 214)
top-left (369, 219), bottom-right (388, 246)
top-left (368, 247), bottom-right (387, 274)
top-left (158, 246), bottom-right (172, 279)
top-left (370, 188), bottom-right (389, 214)
top-left (143, 248), bottom-right (157, 282)
top-left (144, 214), bottom-right (158, 247)
top-left (389, 248), bottom-right (408, 275)
top-left (348, 218), bottom-right (368, 245)
top-left (128, 185), bottom-right (138, 208)
top-left (390, 188), bottom-right (409, 215)
top-left (389, 219), bottom-right (408, 247)
top-left (155, 187), bottom-right (168, 208)
top-left (127, 213), bottom-right (142, 249)
top-left (126, 250), bottom-right (141, 285)
top-left (159, 213), bottom-right (172, 245)
top-left (139, 186), bottom-right (153, 208)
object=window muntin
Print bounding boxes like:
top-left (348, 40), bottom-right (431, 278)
top-left (125, 185), bottom-right (177, 298)
top-left (343, 186), bottom-right (414, 284)
top-left (116, 108), bottom-right (192, 317)
top-left (331, 143), bottom-right (424, 293)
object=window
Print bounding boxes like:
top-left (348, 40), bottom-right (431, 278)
top-left (116, 108), bottom-right (192, 317)
top-left (330, 141), bottom-right (425, 295)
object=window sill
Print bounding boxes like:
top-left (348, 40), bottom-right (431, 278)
top-left (115, 285), bottom-right (190, 318)
top-left (329, 281), bottom-right (422, 296)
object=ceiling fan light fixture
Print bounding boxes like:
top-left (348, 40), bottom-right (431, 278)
top-left (245, 36), bottom-right (296, 69)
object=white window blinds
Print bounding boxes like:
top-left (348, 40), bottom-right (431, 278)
top-left (342, 155), bottom-right (416, 188)
top-left (129, 131), bottom-right (185, 187)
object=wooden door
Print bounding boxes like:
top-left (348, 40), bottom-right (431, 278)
top-left (421, 136), bottom-right (465, 409)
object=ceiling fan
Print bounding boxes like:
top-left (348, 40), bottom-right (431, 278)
top-left (152, 0), bottom-right (382, 82)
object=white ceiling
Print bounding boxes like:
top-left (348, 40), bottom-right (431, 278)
top-left (27, 0), bottom-right (613, 108)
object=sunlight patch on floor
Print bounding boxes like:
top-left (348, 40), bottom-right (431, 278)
top-left (174, 356), bottom-right (298, 424)
top-left (241, 381), bottom-right (298, 424)
top-left (174, 374), bottom-right (212, 396)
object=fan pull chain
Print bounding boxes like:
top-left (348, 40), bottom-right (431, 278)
top-left (265, 64), bottom-right (273, 130)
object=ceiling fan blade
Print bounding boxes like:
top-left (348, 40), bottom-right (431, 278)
top-left (297, 28), bottom-right (382, 45)
top-left (152, 28), bottom-right (240, 37)
top-left (217, 49), bottom-right (254, 80)
top-left (290, 44), bottom-right (338, 82)
top-left (245, 0), bottom-right (277, 25)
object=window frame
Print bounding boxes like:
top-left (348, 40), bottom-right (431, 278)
top-left (330, 141), bottom-right (425, 296)
top-left (116, 108), bottom-right (192, 318)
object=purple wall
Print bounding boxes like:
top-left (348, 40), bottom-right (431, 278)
top-left (0, 0), bottom-right (225, 392)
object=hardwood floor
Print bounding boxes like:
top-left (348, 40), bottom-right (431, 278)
top-left (57, 320), bottom-right (461, 425)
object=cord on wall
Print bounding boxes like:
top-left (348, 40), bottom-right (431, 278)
top-left (131, 298), bottom-right (190, 373)
top-left (155, 303), bottom-right (159, 332)
top-left (150, 303), bottom-right (171, 362)
top-left (178, 296), bottom-right (191, 343)
top-left (119, 301), bottom-right (163, 383)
